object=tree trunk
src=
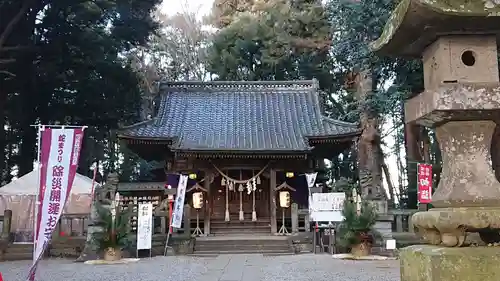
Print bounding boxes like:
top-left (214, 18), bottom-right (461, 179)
top-left (380, 148), bottom-right (396, 207)
top-left (403, 122), bottom-right (422, 209)
top-left (0, 87), bottom-right (6, 183)
top-left (421, 127), bottom-right (431, 163)
top-left (17, 55), bottom-right (37, 176)
top-left (355, 70), bottom-right (385, 200)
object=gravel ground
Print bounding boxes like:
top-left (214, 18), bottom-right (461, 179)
top-left (0, 254), bottom-right (400, 281)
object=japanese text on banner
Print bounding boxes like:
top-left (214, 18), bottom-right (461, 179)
top-left (29, 128), bottom-right (84, 281)
top-left (171, 175), bottom-right (188, 228)
top-left (417, 163), bottom-right (433, 204)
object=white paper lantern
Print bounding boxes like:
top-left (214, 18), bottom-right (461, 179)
top-left (279, 191), bottom-right (290, 208)
top-left (192, 192), bottom-right (204, 209)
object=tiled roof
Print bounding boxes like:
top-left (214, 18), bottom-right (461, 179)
top-left (118, 81), bottom-right (360, 152)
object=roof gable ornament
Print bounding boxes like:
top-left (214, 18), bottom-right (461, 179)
top-left (274, 181), bottom-right (296, 192)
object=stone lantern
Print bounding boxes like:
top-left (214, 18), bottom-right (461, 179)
top-left (372, 1), bottom-right (500, 280)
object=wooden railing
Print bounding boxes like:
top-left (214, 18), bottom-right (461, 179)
top-left (389, 209), bottom-right (418, 233)
top-left (0, 205), bottom-right (420, 242)
top-left (54, 205), bottom-right (192, 239)
top-left (289, 205), bottom-right (419, 235)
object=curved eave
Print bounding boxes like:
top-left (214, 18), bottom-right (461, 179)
top-left (175, 150), bottom-right (310, 159)
top-left (117, 135), bottom-right (174, 145)
top-left (307, 131), bottom-right (361, 144)
top-left (370, 0), bottom-right (500, 58)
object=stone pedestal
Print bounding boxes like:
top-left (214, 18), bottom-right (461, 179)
top-left (367, 200), bottom-right (392, 239)
top-left (400, 245), bottom-right (500, 281)
top-left (432, 121), bottom-right (500, 208)
top-left (411, 120), bottom-right (500, 246)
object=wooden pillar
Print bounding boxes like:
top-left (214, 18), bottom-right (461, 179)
top-left (304, 213), bottom-right (310, 232)
top-left (1, 209), bottom-right (12, 240)
top-left (183, 204), bottom-right (191, 237)
top-left (291, 203), bottom-right (298, 234)
top-left (160, 216), bottom-right (167, 234)
top-left (204, 173), bottom-right (211, 236)
top-left (396, 213), bottom-right (403, 233)
top-left (270, 168), bottom-right (277, 234)
top-left (408, 213), bottom-right (415, 233)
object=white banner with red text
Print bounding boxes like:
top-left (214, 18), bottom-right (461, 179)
top-left (28, 127), bottom-right (84, 281)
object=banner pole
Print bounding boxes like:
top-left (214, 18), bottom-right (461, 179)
top-left (32, 125), bottom-right (43, 261)
top-left (90, 163), bottom-right (98, 206)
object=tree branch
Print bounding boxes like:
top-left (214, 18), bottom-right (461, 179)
top-left (0, 58), bottom-right (16, 64)
top-left (0, 70), bottom-right (16, 77)
top-left (0, 45), bottom-right (35, 52)
top-left (0, 0), bottom-right (33, 49)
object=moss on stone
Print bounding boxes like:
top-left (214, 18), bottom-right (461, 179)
top-left (370, 0), bottom-right (500, 53)
top-left (400, 245), bottom-right (500, 281)
top-left (370, 0), bottom-right (409, 54)
top-left (422, 0), bottom-right (500, 14)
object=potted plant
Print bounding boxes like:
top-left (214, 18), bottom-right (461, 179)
top-left (92, 200), bottom-right (133, 261)
top-left (337, 200), bottom-right (379, 257)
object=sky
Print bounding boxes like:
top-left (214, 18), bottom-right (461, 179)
top-left (160, 0), bottom-right (213, 17)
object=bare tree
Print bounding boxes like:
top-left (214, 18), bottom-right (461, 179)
top-left (153, 5), bottom-right (212, 81)
top-left (127, 3), bottom-right (212, 120)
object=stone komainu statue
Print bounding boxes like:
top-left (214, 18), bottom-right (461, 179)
top-left (76, 172), bottom-right (119, 262)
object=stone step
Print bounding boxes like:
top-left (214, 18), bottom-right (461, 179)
top-left (195, 244), bottom-right (290, 251)
top-left (1, 251), bottom-right (33, 261)
top-left (211, 223), bottom-right (270, 229)
top-left (211, 224), bottom-right (270, 230)
top-left (210, 229), bottom-right (270, 235)
top-left (195, 237), bottom-right (288, 246)
top-left (6, 244), bottom-right (33, 254)
top-left (190, 249), bottom-right (292, 256)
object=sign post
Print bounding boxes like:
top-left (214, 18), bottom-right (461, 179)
top-left (310, 192), bottom-right (345, 254)
top-left (417, 163), bottom-right (433, 210)
top-left (310, 192), bottom-right (345, 222)
top-left (137, 203), bottom-right (153, 258)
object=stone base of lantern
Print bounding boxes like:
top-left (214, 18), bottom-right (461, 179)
top-left (400, 245), bottom-right (500, 281)
top-left (412, 207), bottom-right (500, 247)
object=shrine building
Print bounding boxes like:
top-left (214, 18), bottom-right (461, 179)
top-left (117, 80), bottom-right (360, 236)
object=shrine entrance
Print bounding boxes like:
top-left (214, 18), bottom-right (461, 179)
top-left (211, 170), bottom-right (270, 221)
top-left (207, 169), bottom-right (272, 236)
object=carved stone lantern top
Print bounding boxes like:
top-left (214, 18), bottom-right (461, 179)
top-left (371, 0), bottom-right (500, 58)
top-left (371, 1), bottom-right (500, 128)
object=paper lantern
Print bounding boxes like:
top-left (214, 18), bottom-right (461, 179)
top-left (285, 172), bottom-right (294, 178)
top-left (279, 191), bottom-right (290, 208)
top-left (192, 192), bottom-right (204, 209)
top-left (188, 173), bottom-right (197, 180)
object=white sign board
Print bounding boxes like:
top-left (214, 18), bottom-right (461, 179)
top-left (137, 203), bottom-right (153, 250)
top-left (386, 239), bottom-right (396, 250)
top-left (310, 192), bottom-right (345, 222)
top-left (171, 175), bottom-right (188, 228)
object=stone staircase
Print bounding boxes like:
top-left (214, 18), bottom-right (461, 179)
top-left (193, 235), bottom-right (293, 256)
top-left (193, 214), bottom-right (293, 255)
top-left (0, 243), bottom-right (33, 261)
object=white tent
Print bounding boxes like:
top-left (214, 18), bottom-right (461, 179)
top-left (0, 170), bottom-right (98, 242)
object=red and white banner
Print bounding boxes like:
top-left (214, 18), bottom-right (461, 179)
top-left (417, 163), bottom-right (433, 204)
top-left (28, 127), bottom-right (84, 281)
